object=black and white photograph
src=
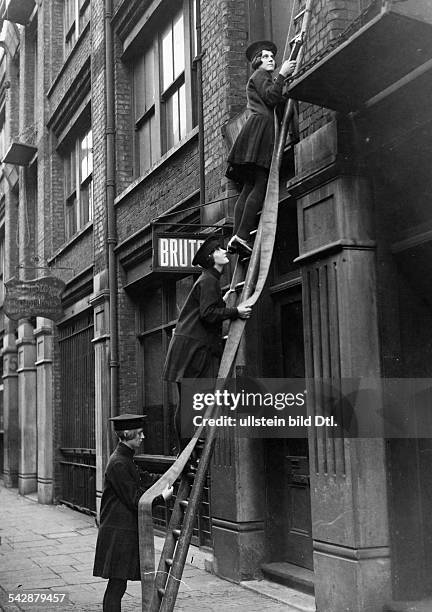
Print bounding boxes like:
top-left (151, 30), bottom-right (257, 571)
top-left (1, 0), bottom-right (432, 610)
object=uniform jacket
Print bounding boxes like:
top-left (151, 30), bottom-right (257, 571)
top-left (93, 442), bottom-right (158, 580)
top-left (246, 69), bottom-right (286, 118)
top-left (226, 68), bottom-right (286, 182)
top-left (163, 267), bottom-right (238, 382)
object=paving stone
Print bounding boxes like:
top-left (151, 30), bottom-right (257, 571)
top-left (0, 482), bottom-right (314, 611)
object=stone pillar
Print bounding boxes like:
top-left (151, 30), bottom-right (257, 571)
top-left (90, 274), bottom-right (111, 518)
top-left (211, 434), bottom-right (266, 581)
top-left (211, 343), bottom-right (266, 581)
top-left (35, 318), bottom-right (54, 504)
top-left (288, 120), bottom-right (391, 612)
top-left (2, 322), bottom-right (19, 487)
top-left (3, 44), bottom-right (20, 489)
top-left (17, 320), bottom-right (37, 495)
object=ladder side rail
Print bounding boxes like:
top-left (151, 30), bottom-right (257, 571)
top-left (139, 429), bottom-right (206, 609)
top-left (150, 115), bottom-right (281, 608)
top-left (244, 0), bottom-right (313, 308)
top-left (150, 476), bottom-right (191, 605)
top-left (139, 3), bottom-right (315, 608)
top-left (140, 260), bottom-right (247, 611)
top-left (158, 425), bottom-right (219, 611)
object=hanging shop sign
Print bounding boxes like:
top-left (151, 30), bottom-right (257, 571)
top-left (4, 276), bottom-right (66, 322)
top-left (152, 232), bottom-right (207, 273)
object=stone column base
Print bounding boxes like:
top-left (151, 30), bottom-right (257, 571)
top-left (212, 518), bottom-right (265, 582)
top-left (314, 542), bottom-right (391, 612)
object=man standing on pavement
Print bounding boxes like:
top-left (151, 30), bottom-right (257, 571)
top-left (163, 235), bottom-right (252, 450)
top-left (93, 413), bottom-right (172, 612)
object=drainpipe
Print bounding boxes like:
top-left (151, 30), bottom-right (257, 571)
top-left (196, 0), bottom-right (205, 210)
top-left (104, 0), bottom-right (119, 424)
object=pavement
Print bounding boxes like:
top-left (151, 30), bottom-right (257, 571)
top-left (0, 481), bottom-right (316, 612)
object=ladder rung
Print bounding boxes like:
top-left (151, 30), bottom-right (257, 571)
top-left (249, 229), bottom-right (257, 236)
top-left (172, 528), bottom-right (181, 539)
top-left (235, 281), bottom-right (245, 289)
top-left (294, 9), bottom-right (306, 21)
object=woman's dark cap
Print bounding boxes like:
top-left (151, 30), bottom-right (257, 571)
top-left (192, 235), bottom-right (222, 267)
top-left (109, 413), bottom-right (147, 431)
top-left (246, 40), bottom-right (277, 62)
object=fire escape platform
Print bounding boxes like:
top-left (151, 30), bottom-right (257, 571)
top-left (288, 6), bottom-right (432, 113)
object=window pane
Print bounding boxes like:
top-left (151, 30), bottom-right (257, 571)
top-left (144, 47), bottom-right (155, 110)
top-left (66, 197), bottom-right (77, 240)
top-left (79, 0), bottom-right (90, 30)
top-left (138, 113), bottom-right (155, 175)
top-left (161, 25), bottom-right (173, 90)
top-left (173, 13), bottom-right (184, 80)
top-left (87, 130), bottom-right (93, 174)
top-left (80, 130), bottom-right (92, 181)
top-left (164, 90), bottom-right (178, 151)
top-left (179, 83), bottom-right (186, 140)
top-left (143, 286), bottom-right (163, 330)
top-left (134, 54), bottom-right (146, 118)
top-left (64, 149), bottom-right (76, 197)
top-left (81, 134), bottom-right (88, 179)
top-left (80, 179), bottom-right (93, 225)
top-left (142, 331), bottom-right (164, 455)
top-left (191, 0), bottom-right (197, 59)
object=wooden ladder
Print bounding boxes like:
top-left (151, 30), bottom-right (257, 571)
top-left (138, 3), bottom-right (314, 610)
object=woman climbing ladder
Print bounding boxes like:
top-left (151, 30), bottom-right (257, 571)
top-left (226, 40), bottom-right (297, 255)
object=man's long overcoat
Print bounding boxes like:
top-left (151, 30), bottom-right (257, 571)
top-left (93, 442), bottom-right (148, 580)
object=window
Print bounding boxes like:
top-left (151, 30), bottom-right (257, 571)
top-left (132, 0), bottom-right (198, 176)
top-left (64, 0), bottom-right (90, 56)
top-left (63, 128), bottom-right (93, 240)
top-left (249, 0), bottom-right (296, 64)
top-left (138, 276), bottom-right (195, 456)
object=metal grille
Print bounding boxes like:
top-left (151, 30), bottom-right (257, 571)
top-left (139, 464), bottom-right (213, 548)
top-left (58, 312), bottom-right (96, 514)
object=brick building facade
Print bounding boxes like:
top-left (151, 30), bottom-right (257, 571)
top-left (1, 0), bottom-right (432, 610)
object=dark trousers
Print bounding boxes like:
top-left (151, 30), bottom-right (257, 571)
top-left (233, 167), bottom-right (268, 240)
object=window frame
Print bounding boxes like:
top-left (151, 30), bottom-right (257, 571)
top-left (63, 127), bottom-right (93, 241)
top-left (63, 0), bottom-right (90, 57)
top-left (131, 0), bottom-right (198, 177)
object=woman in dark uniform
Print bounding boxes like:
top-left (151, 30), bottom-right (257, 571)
top-left (163, 235), bottom-right (251, 449)
top-left (93, 413), bottom-right (172, 612)
top-left (226, 40), bottom-right (297, 254)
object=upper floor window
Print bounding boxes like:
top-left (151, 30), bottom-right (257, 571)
top-left (64, 0), bottom-right (90, 56)
top-left (63, 128), bottom-right (93, 241)
top-left (132, 0), bottom-right (198, 176)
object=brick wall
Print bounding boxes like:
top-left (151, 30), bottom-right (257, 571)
top-left (113, 36), bottom-right (134, 196)
top-left (115, 137), bottom-right (200, 245)
top-left (91, 0), bottom-right (108, 276)
top-left (201, 0), bottom-right (249, 222)
top-left (298, 0), bottom-right (363, 138)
